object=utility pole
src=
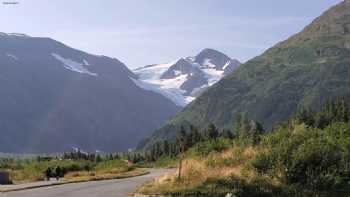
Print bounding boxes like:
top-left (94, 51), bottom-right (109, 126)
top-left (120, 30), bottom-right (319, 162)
top-left (178, 144), bottom-right (184, 180)
top-left (177, 126), bottom-right (186, 180)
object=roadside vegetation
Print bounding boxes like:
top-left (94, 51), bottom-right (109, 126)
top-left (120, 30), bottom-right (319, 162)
top-left (136, 98), bottom-right (350, 197)
top-left (0, 152), bottom-right (145, 183)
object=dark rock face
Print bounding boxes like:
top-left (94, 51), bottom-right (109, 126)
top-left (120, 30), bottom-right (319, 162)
top-left (180, 73), bottom-right (208, 97)
top-left (161, 58), bottom-right (208, 96)
top-left (0, 33), bottom-right (180, 153)
top-left (194, 48), bottom-right (238, 70)
top-left (160, 58), bottom-right (202, 80)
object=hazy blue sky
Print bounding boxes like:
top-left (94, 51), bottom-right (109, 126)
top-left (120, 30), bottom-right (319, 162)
top-left (0, 0), bottom-right (343, 68)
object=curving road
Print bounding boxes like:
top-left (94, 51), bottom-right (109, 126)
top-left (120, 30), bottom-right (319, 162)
top-left (0, 169), bottom-right (172, 197)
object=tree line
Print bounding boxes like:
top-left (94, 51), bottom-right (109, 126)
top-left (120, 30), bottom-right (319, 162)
top-left (133, 115), bottom-right (265, 163)
top-left (137, 97), bottom-right (350, 164)
top-left (294, 97), bottom-right (350, 129)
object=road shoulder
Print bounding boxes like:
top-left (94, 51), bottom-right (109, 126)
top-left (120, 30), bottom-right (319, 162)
top-left (0, 168), bottom-right (149, 193)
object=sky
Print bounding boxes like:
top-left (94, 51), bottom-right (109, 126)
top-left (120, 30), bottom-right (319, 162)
top-left (0, 0), bottom-right (343, 68)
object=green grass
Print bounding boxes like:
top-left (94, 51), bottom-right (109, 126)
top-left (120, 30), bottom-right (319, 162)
top-left (94, 159), bottom-right (129, 172)
top-left (0, 158), bottom-right (130, 183)
top-left (135, 156), bottom-right (178, 169)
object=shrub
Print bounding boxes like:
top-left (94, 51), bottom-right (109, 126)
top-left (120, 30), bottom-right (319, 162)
top-left (252, 122), bottom-right (350, 193)
top-left (250, 153), bottom-right (274, 175)
top-left (286, 137), bottom-right (344, 190)
top-left (191, 138), bottom-right (232, 157)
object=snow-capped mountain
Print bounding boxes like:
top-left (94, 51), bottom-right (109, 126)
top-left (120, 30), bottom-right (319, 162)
top-left (0, 32), bottom-right (180, 153)
top-left (133, 49), bottom-right (241, 106)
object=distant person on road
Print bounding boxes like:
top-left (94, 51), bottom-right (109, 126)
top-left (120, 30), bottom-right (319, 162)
top-left (55, 166), bottom-right (62, 181)
top-left (45, 167), bottom-right (52, 181)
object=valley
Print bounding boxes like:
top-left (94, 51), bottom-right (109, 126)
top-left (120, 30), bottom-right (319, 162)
top-left (1, 0), bottom-right (350, 197)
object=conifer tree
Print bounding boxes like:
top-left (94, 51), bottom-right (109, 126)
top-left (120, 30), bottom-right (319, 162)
top-left (233, 113), bottom-right (242, 137)
top-left (190, 125), bottom-right (202, 145)
top-left (177, 126), bottom-right (187, 179)
top-left (207, 123), bottom-right (219, 140)
top-left (163, 140), bottom-right (170, 156)
top-left (221, 129), bottom-right (234, 139)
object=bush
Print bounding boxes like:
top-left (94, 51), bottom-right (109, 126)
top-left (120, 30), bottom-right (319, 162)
top-left (250, 153), bottom-right (273, 175)
top-left (287, 138), bottom-right (343, 188)
top-left (252, 122), bottom-right (350, 193)
top-left (190, 138), bottom-right (232, 157)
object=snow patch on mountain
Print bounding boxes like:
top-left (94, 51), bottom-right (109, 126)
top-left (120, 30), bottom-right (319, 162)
top-left (135, 62), bottom-right (176, 80)
top-left (6, 53), bottom-right (19, 61)
top-left (201, 67), bottom-right (225, 86)
top-left (51, 53), bottom-right (98, 76)
top-left (133, 61), bottom-right (201, 106)
top-left (83, 59), bottom-right (90, 66)
top-left (223, 60), bottom-right (231, 70)
top-left (130, 77), bottom-right (188, 106)
top-left (203, 58), bottom-right (216, 68)
top-left (133, 61), bottom-right (195, 106)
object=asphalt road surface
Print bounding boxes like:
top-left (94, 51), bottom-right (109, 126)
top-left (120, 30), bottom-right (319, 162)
top-left (0, 169), bottom-right (173, 197)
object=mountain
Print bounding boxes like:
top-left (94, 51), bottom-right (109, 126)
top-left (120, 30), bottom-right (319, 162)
top-left (0, 33), bottom-right (180, 153)
top-left (139, 0), bottom-right (350, 149)
top-left (133, 49), bottom-right (241, 106)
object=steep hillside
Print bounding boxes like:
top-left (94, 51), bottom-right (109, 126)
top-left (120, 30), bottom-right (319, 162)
top-left (137, 100), bottom-right (350, 196)
top-left (0, 33), bottom-right (180, 153)
top-left (140, 0), bottom-right (350, 148)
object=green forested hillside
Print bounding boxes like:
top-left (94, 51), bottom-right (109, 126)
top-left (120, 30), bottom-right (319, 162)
top-left (140, 0), bottom-right (350, 149)
top-left (136, 99), bottom-right (350, 197)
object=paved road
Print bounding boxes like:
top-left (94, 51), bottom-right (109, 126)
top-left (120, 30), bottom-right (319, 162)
top-left (0, 169), bottom-right (173, 197)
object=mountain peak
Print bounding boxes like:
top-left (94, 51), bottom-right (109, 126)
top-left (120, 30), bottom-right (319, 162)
top-left (198, 48), bottom-right (224, 55)
top-left (134, 49), bottom-right (241, 106)
top-left (175, 58), bottom-right (189, 65)
top-left (194, 48), bottom-right (240, 71)
top-left (195, 48), bottom-right (230, 62)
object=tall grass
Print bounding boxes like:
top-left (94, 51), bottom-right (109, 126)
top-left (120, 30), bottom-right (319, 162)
top-left (137, 123), bottom-right (350, 196)
top-left (0, 158), bottom-right (130, 183)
